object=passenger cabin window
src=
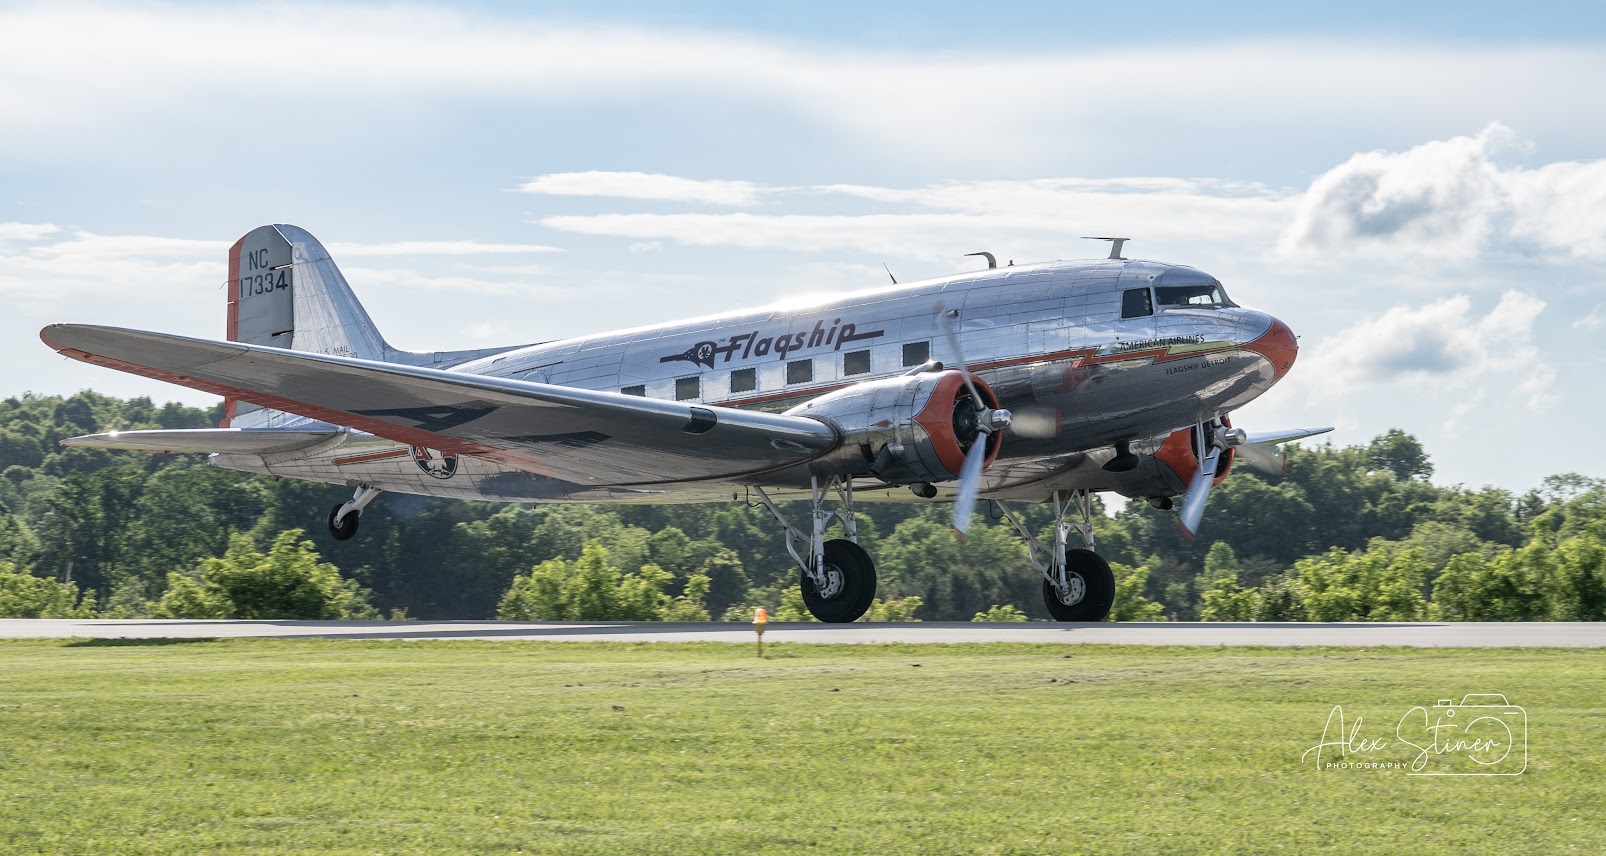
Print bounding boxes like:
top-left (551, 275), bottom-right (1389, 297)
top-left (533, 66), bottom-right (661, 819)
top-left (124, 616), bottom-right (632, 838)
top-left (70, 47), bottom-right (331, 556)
top-left (675, 376), bottom-right (700, 401)
top-left (621, 384), bottom-right (646, 397)
top-left (787, 359), bottom-right (813, 385)
top-left (1121, 288), bottom-right (1153, 319)
top-left (902, 341), bottom-right (930, 367)
top-left (730, 367), bottom-right (756, 393)
top-left (843, 349), bottom-right (871, 376)
top-left (1155, 283), bottom-right (1235, 308)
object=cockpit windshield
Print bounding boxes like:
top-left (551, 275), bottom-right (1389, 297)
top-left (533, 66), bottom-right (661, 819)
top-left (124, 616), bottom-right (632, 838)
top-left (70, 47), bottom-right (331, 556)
top-left (1154, 283), bottom-right (1235, 309)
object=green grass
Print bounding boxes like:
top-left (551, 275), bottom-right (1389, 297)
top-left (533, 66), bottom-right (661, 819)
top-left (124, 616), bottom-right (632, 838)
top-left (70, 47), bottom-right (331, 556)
top-left (0, 640), bottom-right (1600, 854)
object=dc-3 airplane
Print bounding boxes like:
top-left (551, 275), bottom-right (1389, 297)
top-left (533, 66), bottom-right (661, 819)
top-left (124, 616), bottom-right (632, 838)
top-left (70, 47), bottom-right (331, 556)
top-left (41, 225), bottom-right (1329, 622)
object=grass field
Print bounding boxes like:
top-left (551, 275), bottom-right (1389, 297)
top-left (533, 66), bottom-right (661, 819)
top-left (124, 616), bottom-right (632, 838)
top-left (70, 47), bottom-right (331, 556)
top-left (0, 640), bottom-right (1600, 854)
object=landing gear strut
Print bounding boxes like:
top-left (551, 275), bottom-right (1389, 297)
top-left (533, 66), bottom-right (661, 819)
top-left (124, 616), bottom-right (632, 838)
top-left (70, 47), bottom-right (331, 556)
top-left (995, 490), bottom-right (1115, 622)
top-left (328, 484), bottom-right (381, 541)
top-left (753, 477), bottom-right (877, 623)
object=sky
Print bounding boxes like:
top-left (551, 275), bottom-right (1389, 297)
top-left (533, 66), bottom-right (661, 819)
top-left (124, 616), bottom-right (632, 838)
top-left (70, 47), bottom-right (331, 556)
top-left (2, 1), bottom-right (1603, 494)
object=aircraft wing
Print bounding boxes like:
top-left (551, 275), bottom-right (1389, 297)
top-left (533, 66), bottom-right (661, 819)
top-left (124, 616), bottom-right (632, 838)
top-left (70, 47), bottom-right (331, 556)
top-left (62, 428), bottom-right (341, 455)
top-left (41, 324), bottom-right (840, 486)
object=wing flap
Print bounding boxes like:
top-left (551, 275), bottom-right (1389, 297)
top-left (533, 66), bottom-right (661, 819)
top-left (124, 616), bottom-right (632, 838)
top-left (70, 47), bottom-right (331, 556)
top-left (62, 428), bottom-right (341, 455)
top-left (41, 324), bottom-right (839, 486)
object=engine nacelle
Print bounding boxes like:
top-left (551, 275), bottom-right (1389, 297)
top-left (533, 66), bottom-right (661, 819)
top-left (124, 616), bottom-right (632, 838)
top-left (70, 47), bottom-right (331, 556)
top-left (1049, 422), bottom-right (1240, 502)
top-left (786, 370), bottom-right (1002, 484)
top-left (1154, 422), bottom-right (1234, 484)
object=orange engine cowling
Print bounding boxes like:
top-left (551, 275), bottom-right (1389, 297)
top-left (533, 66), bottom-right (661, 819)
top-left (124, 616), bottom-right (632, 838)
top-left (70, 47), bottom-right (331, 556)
top-left (1152, 421), bottom-right (1235, 490)
top-left (786, 369), bottom-right (1001, 484)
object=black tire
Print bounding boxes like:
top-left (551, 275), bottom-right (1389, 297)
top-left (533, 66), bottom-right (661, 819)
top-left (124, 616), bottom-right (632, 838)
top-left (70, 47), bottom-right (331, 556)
top-left (802, 538), bottom-right (877, 623)
top-left (328, 504), bottom-right (360, 541)
top-left (1042, 548), bottom-right (1115, 621)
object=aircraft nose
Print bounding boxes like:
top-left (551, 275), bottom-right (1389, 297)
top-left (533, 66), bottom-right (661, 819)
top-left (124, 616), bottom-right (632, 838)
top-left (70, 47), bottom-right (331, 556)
top-left (1243, 315), bottom-right (1298, 380)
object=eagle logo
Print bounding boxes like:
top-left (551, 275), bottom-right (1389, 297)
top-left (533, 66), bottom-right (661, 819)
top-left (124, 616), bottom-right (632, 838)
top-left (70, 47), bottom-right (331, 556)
top-left (411, 446), bottom-right (459, 479)
top-left (659, 340), bottom-right (718, 369)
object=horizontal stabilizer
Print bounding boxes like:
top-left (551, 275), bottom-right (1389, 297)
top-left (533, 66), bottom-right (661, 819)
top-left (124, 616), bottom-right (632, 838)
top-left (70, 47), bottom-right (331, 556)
top-left (62, 428), bottom-right (340, 455)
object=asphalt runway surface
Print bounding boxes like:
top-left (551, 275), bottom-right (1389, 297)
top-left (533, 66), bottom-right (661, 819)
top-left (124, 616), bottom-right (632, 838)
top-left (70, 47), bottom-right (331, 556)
top-left (1, 619), bottom-right (1602, 646)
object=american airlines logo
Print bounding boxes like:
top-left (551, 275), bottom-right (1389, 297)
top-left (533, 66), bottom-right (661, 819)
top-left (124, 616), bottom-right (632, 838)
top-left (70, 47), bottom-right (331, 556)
top-left (660, 318), bottom-right (885, 369)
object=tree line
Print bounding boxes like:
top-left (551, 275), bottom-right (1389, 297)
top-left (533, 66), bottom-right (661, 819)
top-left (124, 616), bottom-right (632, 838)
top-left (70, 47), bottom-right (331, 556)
top-left (0, 391), bottom-right (1601, 621)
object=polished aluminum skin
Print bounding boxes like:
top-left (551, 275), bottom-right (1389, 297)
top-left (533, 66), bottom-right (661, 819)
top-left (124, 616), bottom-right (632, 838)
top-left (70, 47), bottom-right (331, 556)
top-left (47, 224), bottom-right (1299, 506)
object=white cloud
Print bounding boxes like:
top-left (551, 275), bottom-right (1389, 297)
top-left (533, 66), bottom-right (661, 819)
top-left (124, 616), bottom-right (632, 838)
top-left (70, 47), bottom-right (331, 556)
top-left (1280, 123), bottom-right (1606, 261)
top-left (1575, 306), bottom-right (1603, 330)
top-left (4, 5), bottom-right (1606, 173)
top-left (340, 266), bottom-right (567, 297)
top-left (539, 178), bottom-right (1293, 262)
top-left (520, 129), bottom-right (1606, 273)
top-left (1298, 291), bottom-right (1555, 430)
top-left (0, 225), bottom-right (564, 300)
top-left (0, 222), bottom-right (61, 241)
top-left (518, 172), bottom-right (764, 206)
top-left (327, 241), bottom-right (562, 256)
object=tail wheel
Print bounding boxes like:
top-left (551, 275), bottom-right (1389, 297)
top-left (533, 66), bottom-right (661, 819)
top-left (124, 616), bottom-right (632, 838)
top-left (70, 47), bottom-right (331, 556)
top-left (1042, 548), bottom-right (1115, 622)
top-left (328, 504), bottom-right (360, 541)
top-left (802, 538), bottom-right (877, 623)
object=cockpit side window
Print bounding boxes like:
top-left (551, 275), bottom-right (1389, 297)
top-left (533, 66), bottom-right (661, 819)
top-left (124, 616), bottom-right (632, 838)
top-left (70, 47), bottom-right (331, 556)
top-left (1154, 283), bottom-right (1235, 309)
top-left (1121, 288), bottom-right (1153, 319)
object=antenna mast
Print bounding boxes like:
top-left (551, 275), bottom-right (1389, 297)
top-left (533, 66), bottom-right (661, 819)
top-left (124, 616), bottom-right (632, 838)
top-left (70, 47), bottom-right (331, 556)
top-left (1081, 236), bottom-right (1130, 260)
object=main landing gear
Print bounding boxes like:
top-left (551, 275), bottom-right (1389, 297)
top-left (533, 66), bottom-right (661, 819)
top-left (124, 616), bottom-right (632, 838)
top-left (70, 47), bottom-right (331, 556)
top-left (753, 476), bottom-right (877, 623)
top-left (995, 490), bottom-right (1115, 622)
top-left (328, 484), bottom-right (381, 541)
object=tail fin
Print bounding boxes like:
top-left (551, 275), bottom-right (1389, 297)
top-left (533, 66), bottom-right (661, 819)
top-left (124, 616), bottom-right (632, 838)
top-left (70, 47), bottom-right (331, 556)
top-left (225, 224), bottom-right (389, 426)
top-left (228, 224), bottom-right (389, 358)
top-left (223, 224), bottom-right (535, 427)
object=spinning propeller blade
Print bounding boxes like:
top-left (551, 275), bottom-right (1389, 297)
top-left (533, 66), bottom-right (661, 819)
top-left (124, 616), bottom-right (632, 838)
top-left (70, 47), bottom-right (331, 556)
top-left (939, 309), bottom-right (1009, 539)
top-left (950, 434), bottom-right (989, 539)
top-left (1233, 441), bottom-right (1285, 475)
top-left (940, 310), bottom-right (986, 412)
top-left (1178, 445), bottom-right (1220, 538)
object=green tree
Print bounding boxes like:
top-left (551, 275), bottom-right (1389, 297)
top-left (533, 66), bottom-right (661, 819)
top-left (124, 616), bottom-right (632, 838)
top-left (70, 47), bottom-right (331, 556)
top-left (695, 548), bottom-right (750, 619)
top-left (154, 530), bottom-right (375, 620)
top-left (1431, 551), bottom-right (1536, 621)
top-left (496, 543), bottom-right (675, 620)
top-left (1366, 428), bottom-right (1433, 481)
top-left (0, 563), bottom-right (95, 617)
top-left (1196, 542), bottom-right (1256, 621)
top-left (972, 603), bottom-right (1029, 622)
top-left (863, 595), bottom-right (924, 622)
top-left (1543, 534), bottom-right (1606, 620)
top-left (1108, 562), bottom-right (1166, 621)
top-left (496, 558), bottom-right (568, 620)
top-left (875, 512), bottom-right (1036, 620)
top-left (772, 584), bottom-right (816, 622)
top-left (659, 572), bottom-right (712, 621)
top-left (1252, 574), bottom-right (1307, 621)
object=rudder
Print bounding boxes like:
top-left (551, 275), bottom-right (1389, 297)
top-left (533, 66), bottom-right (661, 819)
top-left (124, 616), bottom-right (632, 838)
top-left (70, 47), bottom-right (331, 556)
top-left (225, 224), bottom-right (389, 426)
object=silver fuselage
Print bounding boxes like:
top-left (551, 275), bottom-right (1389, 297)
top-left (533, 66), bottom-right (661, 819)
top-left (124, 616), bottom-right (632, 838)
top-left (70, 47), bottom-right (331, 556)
top-left (216, 258), bottom-right (1293, 504)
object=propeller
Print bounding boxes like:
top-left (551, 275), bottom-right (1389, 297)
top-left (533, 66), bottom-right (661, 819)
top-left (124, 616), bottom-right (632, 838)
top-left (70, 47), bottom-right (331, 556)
top-left (1178, 422), bottom-right (1223, 538)
top-left (1178, 424), bottom-right (1332, 537)
top-left (939, 309), bottom-right (1010, 539)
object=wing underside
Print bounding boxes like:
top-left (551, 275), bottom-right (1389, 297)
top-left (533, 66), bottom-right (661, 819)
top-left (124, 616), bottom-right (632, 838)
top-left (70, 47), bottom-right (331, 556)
top-left (41, 324), bottom-right (840, 486)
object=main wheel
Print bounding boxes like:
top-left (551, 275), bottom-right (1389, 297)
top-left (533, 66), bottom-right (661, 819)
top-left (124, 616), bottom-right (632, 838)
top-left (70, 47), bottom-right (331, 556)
top-left (1042, 548), bottom-right (1115, 621)
top-left (802, 538), bottom-right (877, 623)
top-left (328, 504), bottom-right (360, 541)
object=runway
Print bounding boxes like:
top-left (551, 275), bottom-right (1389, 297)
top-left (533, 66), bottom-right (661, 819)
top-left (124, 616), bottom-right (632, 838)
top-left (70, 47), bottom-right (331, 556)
top-left (1, 619), bottom-right (1602, 646)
